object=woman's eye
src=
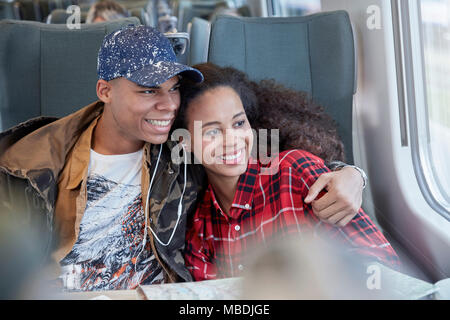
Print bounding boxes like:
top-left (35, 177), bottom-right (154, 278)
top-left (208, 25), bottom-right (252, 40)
top-left (234, 120), bottom-right (246, 128)
top-left (205, 128), bottom-right (220, 136)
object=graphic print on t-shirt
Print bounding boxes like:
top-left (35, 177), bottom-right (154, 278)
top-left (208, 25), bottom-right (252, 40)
top-left (59, 149), bottom-right (163, 291)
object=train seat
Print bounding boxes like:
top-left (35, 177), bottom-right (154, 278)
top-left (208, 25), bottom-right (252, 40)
top-left (207, 11), bottom-right (357, 164)
top-left (176, 0), bottom-right (226, 32)
top-left (188, 17), bottom-right (210, 66)
top-left (0, 17), bottom-right (141, 132)
top-left (46, 8), bottom-right (87, 23)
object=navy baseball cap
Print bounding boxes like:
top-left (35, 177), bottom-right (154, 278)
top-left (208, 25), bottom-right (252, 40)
top-left (97, 25), bottom-right (203, 86)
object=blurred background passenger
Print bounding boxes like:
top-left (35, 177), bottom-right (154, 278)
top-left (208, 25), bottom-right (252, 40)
top-left (86, 0), bottom-right (129, 24)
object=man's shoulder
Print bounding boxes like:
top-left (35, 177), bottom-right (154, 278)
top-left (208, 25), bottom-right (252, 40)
top-left (0, 117), bottom-right (59, 148)
top-left (0, 101), bottom-right (104, 178)
top-left (1, 101), bottom-right (104, 148)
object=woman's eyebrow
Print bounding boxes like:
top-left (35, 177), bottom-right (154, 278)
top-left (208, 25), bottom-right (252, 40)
top-left (232, 112), bottom-right (246, 119)
top-left (202, 121), bottom-right (221, 128)
top-left (202, 112), bottom-right (245, 128)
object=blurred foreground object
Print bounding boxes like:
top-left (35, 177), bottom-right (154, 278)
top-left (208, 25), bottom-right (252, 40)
top-left (241, 236), bottom-right (446, 300)
top-left (0, 214), bottom-right (47, 299)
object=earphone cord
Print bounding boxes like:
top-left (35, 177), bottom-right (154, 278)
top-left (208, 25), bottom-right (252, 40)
top-left (135, 144), bottom-right (187, 284)
top-left (148, 143), bottom-right (187, 246)
top-left (134, 144), bottom-right (163, 281)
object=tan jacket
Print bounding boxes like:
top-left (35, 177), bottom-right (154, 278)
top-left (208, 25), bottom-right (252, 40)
top-left (0, 101), bottom-right (206, 284)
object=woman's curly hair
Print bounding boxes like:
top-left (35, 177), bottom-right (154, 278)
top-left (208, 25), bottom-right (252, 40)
top-left (177, 63), bottom-right (345, 163)
top-left (251, 79), bottom-right (346, 163)
top-left (177, 62), bottom-right (258, 128)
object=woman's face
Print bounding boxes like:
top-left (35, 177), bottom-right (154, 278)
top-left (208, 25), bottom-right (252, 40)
top-left (186, 86), bottom-right (254, 179)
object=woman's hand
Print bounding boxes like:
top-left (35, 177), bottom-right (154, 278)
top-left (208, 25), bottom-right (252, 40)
top-left (304, 167), bottom-right (364, 227)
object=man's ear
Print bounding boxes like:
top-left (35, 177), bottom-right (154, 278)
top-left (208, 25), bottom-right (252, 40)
top-left (96, 79), bottom-right (113, 103)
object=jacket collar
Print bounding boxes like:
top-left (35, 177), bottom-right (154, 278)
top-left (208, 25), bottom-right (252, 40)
top-left (65, 115), bottom-right (100, 190)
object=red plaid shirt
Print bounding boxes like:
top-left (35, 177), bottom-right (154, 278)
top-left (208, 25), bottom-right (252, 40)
top-left (184, 150), bottom-right (400, 281)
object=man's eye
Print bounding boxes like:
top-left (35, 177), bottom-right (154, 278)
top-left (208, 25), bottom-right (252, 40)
top-left (170, 85), bottom-right (180, 92)
top-left (141, 90), bottom-right (156, 94)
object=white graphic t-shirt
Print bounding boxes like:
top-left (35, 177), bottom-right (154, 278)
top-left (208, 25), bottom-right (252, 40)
top-left (59, 148), bottom-right (164, 291)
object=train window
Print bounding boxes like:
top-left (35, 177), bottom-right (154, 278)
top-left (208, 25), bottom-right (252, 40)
top-left (271, 0), bottom-right (321, 17)
top-left (419, 0), bottom-right (450, 199)
top-left (401, 0), bottom-right (450, 219)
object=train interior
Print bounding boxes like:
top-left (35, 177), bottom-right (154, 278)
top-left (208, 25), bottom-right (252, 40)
top-left (0, 0), bottom-right (449, 299)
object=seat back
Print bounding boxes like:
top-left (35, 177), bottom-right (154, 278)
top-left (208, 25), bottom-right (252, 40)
top-left (0, 1), bottom-right (20, 20)
top-left (47, 8), bottom-right (87, 23)
top-left (208, 12), bottom-right (356, 163)
top-left (129, 7), bottom-right (143, 24)
top-left (176, 0), bottom-right (224, 32)
top-left (188, 17), bottom-right (210, 65)
top-left (0, 17), bottom-right (140, 132)
top-left (118, 0), bottom-right (150, 10)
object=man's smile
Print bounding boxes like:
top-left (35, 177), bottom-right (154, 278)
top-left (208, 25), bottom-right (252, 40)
top-left (145, 118), bottom-right (173, 127)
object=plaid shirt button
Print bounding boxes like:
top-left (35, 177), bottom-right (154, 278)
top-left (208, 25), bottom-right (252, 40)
top-left (238, 264), bottom-right (244, 271)
top-left (234, 225), bottom-right (241, 231)
top-left (244, 203), bottom-right (250, 209)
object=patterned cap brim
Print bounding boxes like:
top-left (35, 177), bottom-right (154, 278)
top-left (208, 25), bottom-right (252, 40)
top-left (125, 61), bottom-right (203, 87)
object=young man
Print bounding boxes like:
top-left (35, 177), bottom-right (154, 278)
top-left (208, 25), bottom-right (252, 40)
top-left (0, 26), bottom-right (367, 291)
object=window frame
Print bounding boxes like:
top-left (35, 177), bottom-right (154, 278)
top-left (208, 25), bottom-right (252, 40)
top-left (393, 0), bottom-right (450, 220)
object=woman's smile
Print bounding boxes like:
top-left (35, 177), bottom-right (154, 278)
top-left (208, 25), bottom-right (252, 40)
top-left (217, 147), bottom-right (246, 165)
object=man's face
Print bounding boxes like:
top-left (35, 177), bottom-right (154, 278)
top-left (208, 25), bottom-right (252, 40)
top-left (105, 76), bottom-right (181, 146)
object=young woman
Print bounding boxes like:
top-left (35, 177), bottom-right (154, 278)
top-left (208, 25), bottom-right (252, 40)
top-left (178, 63), bottom-right (400, 281)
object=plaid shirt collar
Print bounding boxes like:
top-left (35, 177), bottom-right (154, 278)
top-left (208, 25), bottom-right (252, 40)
top-left (208, 159), bottom-right (260, 220)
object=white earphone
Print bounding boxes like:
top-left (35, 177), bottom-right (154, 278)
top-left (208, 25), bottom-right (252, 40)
top-left (147, 143), bottom-right (187, 246)
top-left (140, 143), bottom-right (187, 250)
top-left (135, 143), bottom-right (187, 281)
